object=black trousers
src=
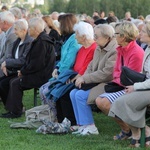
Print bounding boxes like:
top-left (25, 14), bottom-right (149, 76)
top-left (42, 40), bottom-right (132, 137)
top-left (56, 89), bottom-right (76, 126)
top-left (0, 75), bottom-right (17, 105)
top-left (5, 77), bottom-right (30, 114)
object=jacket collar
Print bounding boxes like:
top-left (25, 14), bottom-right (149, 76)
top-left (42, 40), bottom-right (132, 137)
top-left (117, 40), bottom-right (136, 54)
top-left (16, 33), bottom-right (33, 46)
top-left (33, 31), bottom-right (54, 44)
top-left (102, 38), bottom-right (117, 52)
top-left (5, 26), bottom-right (14, 38)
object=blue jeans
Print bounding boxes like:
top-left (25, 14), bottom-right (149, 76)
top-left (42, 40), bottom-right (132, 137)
top-left (39, 82), bottom-right (56, 119)
top-left (70, 89), bottom-right (94, 125)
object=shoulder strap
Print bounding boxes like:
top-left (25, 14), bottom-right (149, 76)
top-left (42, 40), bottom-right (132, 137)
top-left (121, 56), bottom-right (124, 66)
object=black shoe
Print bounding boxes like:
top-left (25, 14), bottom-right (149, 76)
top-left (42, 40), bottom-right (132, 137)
top-left (2, 112), bottom-right (11, 116)
top-left (1, 112), bottom-right (21, 119)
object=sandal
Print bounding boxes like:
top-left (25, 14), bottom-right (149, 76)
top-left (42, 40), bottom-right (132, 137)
top-left (113, 130), bottom-right (132, 140)
top-left (146, 136), bottom-right (150, 147)
top-left (129, 139), bottom-right (140, 148)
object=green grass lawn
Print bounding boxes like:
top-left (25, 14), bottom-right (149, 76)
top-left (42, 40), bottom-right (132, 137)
top-left (0, 90), bottom-right (144, 150)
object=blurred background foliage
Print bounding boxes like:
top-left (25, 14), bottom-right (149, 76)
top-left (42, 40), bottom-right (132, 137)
top-left (1, 0), bottom-right (150, 19)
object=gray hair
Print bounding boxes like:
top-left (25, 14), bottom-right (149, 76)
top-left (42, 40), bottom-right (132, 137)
top-left (94, 24), bottom-right (115, 39)
top-left (14, 19), bottom-right (28, 30)
top-left (73, 21), bottom-right (94, 39)
top-left (133, 19), bottom-right (143, 27)
top-left (144, 22), bottom-right (150, 37)
top-left (0, 11), bottom-right (15, 24)
top-left (28, 17), bottom-right (45, 32)
top-left (118, 21), bottom-right (139, 42)
top-left (51, 11), bottom-right (59, 20)
top-left (10, 7), bottom-right (22, 19)
top-left (145, 15), bottom-right (150, 22)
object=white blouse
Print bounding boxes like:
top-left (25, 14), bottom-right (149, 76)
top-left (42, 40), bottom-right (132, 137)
top-left (15, 41), bottom-right (23, 59)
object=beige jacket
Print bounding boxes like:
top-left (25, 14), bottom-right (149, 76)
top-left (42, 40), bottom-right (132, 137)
top-left (134, 46), bottom-right (150, 90)
top-left (82, 38), bottom-right (118, 104)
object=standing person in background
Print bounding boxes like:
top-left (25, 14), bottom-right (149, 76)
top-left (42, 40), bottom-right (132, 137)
top-left (137, 15), bottom-right (145, 21)
top-left (124, 11), bottom-right (134, 22)
top-left (19, 7), bottom-right (29, 20)
top-left (51, 11), bottom-right (60, 29)
top-left (92, 11), bottom-right (99, 18)
top-left (1, 6), bottom-right (8, 11)
top-left (107, 11), bottom-right (119, 23)
top-left (99, 11), bottom-right (105, 19)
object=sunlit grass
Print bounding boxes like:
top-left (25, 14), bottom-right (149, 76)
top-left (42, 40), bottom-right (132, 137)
top-left (0, 90), bottom-right (143, 150)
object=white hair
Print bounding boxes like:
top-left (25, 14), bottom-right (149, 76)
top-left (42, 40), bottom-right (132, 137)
top-left (133, 19), bottom-right (143, 27)
top-left (145, 15), bottom-right (150, 22)
top-left (51, 11), bottom-right (59, 20)
top-left (14, 19), bottom-right (28, 30)
top-left (109, 22), bottom-right (117, 29)
top-left (10, 7), bottom-right (22, 19)
top-left (73, 21), bottom-right (94, 40)
top-left (137, 22), bottom-right (144, 28)
top-left (94, 24), bottom-right (115, 39)
top-left (28, 17), bottom-right (45, 32)
top-left (0, 11), bottom-right (15, 24)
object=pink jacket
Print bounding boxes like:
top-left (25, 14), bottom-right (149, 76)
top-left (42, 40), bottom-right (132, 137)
top-left (112, 40), bottom-right (144, 85)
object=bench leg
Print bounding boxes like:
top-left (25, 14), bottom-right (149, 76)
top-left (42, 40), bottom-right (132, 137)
top-left (34, 88), bottom-right (37, 106)
top-left (140, 127), bottom-right (145, 148)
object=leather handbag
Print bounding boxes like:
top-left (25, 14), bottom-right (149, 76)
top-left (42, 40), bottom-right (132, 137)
top-left (104, 82), bottom-right (124, 93)
top-left (120, 66), bottom-right (146, 86)
top-left (79, 83), bottom-right (99, 90)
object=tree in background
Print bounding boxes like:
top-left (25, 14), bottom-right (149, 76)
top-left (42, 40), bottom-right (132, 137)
top-left (9, 0), bottom-right (150, 19)
top-left (51, 0), bottom-right (67, 13)
top-left (66, 0), bottom-right (100, 15)
top-left (33, 0), bottom-right (51, 15)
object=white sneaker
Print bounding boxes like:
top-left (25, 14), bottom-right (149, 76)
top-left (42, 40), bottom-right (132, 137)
top-left (79, 125), bottom-right (99, 135)
top-left (72, 125), bottom-right (86, 134)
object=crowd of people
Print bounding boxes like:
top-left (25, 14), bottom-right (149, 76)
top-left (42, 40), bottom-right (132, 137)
top-left (0, 5), bottom-right (150, 148)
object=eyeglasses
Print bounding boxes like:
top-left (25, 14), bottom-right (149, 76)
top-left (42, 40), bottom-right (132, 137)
top-left (94, 34), bottom-right (101, 40)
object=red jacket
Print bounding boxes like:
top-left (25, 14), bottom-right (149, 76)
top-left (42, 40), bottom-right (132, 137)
top-left (73, 42), bottom-right (97, 75)
top-left (112, 40), bottom-right (144, 85)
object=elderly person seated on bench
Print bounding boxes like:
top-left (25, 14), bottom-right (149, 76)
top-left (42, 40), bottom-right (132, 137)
top-left (55, 21), bottom-right (97, 125)
top-left (39, 13), bottom-right (81, 120)
top-left (1, 17), bottom-right (55, 118)
top-left (95, 22), bottom-right (144, 140)
top-left (69, 24), bottom-right (118, 135)
top-left (0, 19), bottom-right (33, 108)
top-left (109, 21), bottom-right (150, 148)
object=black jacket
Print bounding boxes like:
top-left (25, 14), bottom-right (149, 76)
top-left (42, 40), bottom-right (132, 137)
top-left (6, 33), bottom-right (33, 69)
top-left (20, 31), bottom-right (56, 88)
